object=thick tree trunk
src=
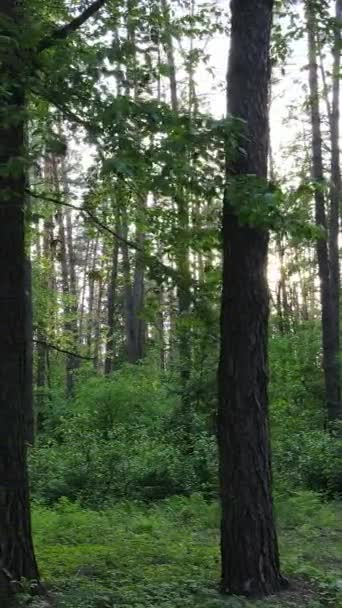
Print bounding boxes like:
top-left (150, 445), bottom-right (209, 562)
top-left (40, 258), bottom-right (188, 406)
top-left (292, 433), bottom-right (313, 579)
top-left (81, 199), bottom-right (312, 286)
top-left (218, 0), bottom-right (284, 596)
top-left (306, 0), bottom-right (341, 422)
top-left (0, 0), bottom-right (40, 599)
top-left (25, 256), bottom-right (34, 444)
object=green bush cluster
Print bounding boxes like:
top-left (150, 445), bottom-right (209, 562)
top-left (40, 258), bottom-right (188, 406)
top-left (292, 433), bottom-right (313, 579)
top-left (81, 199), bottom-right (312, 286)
top-left (30, 362), bottom-right (217, 506)
top-left (30, 322), bottom-right (342, 506)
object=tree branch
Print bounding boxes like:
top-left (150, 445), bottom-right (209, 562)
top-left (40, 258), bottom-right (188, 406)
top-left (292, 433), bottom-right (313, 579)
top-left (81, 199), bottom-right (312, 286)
top-left (38, 0), bottom-right (108, 53)
top-left (26, 188), bottom-right (180, 283)
top-left (34, 339), bottom-right (95, 361)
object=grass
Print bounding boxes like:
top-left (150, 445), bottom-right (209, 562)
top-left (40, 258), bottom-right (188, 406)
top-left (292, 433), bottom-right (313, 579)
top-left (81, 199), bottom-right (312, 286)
top-left (30, 491), bottom-right (342, 608)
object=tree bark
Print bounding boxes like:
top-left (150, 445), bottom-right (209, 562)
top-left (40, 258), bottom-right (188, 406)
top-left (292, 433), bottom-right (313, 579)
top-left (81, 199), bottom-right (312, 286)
top-left (0, 0), bottom-right (40, 599)
top-left (218, 0), bottom-right (284, 596)
top-left (306, 0), bottom-right (341, 422)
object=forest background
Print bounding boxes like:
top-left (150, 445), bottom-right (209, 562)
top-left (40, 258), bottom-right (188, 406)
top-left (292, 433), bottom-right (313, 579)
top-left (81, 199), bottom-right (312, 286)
top-left (0, 0), bottom-right (342, 606)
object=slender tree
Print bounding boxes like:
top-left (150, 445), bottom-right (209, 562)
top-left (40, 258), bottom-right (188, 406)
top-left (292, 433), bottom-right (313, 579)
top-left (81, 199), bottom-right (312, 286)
top-left (0, 0), bottom-right (40, 600)
top-left (217, 0), bottom-right (284, 596)
top-left (0, 0), bottom-right (108, 599)
top-left (104, 231), bottom-right (120, 374)
top-left (306, 0), bottom-right (341, 422)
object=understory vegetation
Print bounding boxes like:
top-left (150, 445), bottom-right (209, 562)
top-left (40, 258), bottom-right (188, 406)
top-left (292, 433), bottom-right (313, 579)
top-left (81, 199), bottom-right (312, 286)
top-left (30, 327), bottom-right (342, 508)
top-left (29, 493), bottom-right (342, 608)
top-left (27, 326), bottom-right (342, 608)
top-left (1, 0), bottom-right (341, 605)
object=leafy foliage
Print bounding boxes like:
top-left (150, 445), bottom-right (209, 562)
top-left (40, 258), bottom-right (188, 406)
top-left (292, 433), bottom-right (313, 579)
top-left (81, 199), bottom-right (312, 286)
top-left (29, 493), bottom-right (342, 608)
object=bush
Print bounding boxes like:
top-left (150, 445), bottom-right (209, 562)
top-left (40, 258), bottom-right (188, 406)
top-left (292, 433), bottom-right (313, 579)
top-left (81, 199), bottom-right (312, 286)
top-left (30, 425), bottom-right (218, 506)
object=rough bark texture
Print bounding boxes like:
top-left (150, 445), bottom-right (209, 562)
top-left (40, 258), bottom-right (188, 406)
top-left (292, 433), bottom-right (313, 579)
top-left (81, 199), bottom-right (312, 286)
top-left (306, 0), bottom-right (341, 423)
top-left (217, 0), bottom-right (283, 597)
top-left (0, 0), bottom-right (40, 600)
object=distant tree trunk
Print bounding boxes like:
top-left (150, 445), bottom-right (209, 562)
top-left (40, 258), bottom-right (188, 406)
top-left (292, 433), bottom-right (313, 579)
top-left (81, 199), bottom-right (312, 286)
top-left (87, 235), bottom-right (99, 355)
top-left (79, 238), bottom-right (91, 343)
top-left (218, 0), bottom-right (284, 597)
top-left (132, 204), bottom-right (146, 361)
top-left (121, 210), bottom-right (145, 363)
top-left (0, 0), bottom-right (40, 600)
top-left (35, 210), bottom-right (55, 429)
top-left (93, 259), bottom-right (105, 371)
top-left (275, 238), bottom-right (291, 334)
top-left (306, 0), bottom-right (341, 422)
top-left (328, 0), bottom-right (341, 418)
top-left (61, 159), bottom-right (80, 393)
top-left (54, 164), bottom-right (78, 397)
top-left (104, 235), bottom-right (119, 374)
top-left (162, 0), bottom-right (192, 428)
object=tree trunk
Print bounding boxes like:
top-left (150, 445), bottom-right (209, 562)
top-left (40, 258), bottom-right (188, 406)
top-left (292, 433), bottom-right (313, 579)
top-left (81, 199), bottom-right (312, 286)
top-left (122, 210), bottom-right (145, 363)
top-left (86, 235), bottom-right (99, 355)
top-left (79, 238), bottom-right (91, 344)
top-left (55, 172), bottom-right (78, 397)
top-left (217, 0), bottom-right (284, 596)
top-left (132, 208), bottom-right (146, 362)
top-left (0, 0), bottom-right (40, 599)
top-left (93, 259), bottom-right (105, 371)
top-left (328, 0), bottom-right (342, 420)
top-left (25, 256), bottom-right (34, 445)
top-left (35, 211), bottom-right (55, 431)
top-left (104, 235), bottom-right (119, 374)
top-left (162, 0), bottom-right (192, 427)
top-left (306, 0), bottom-right (341, 422)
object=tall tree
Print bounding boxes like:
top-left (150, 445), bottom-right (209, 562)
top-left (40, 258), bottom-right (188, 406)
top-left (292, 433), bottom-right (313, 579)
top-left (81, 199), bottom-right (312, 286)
top-left (0, 0), bottom-right (108, 600)
top-left (104, 231), bottom-right (119, 374)
top-left (217, 0), bottom-right (284, 596)
top-left (0, 0), bottom-right (40, 600)
top-left (306, 0), bottom-right (341, 423)
top-left (162, 0), bottom-right (193, 430)
top-left (328, 0), bottom-right (342, 421)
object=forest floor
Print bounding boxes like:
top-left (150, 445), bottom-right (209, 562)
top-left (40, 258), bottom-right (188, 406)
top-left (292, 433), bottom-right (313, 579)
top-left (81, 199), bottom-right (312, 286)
top-left (30, 492), bottom-right (342, 608)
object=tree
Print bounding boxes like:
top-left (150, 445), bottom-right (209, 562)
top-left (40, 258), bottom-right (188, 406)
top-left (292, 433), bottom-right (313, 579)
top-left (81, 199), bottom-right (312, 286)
top-left (306, 0), bottom-right (341, 423)
top-left (217, 0), bottom-right (284, 596)
top-left (0, 0), bottom-right (40, 601)
top-left (0, 0), bottom-right (108, 601)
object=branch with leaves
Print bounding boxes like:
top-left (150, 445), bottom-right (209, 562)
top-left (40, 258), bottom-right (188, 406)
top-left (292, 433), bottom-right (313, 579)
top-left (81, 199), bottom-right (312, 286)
top-left (37, 0), bottom-right (109, 52)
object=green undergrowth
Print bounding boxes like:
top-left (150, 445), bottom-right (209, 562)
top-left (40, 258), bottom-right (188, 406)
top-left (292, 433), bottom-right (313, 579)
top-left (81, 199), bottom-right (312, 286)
top-left (31, 491), bottom-right (342, 608)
